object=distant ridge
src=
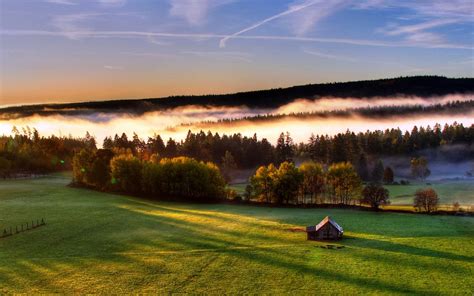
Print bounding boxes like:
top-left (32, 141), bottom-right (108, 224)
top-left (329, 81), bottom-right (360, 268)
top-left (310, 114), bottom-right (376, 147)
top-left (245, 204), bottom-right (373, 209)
top-left (1, 76), bottom-right (473, 119)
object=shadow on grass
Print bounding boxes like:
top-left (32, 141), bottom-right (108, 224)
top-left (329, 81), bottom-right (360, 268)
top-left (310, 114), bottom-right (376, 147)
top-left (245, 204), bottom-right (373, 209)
top-left (1, 191), bottom-right (472, 294)
top-left (345, 235), bottom-right (474, 263)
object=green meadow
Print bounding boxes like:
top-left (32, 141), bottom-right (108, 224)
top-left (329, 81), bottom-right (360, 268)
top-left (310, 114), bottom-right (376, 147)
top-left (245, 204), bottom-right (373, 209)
top-left (0, 175), bottom-right (473, 294)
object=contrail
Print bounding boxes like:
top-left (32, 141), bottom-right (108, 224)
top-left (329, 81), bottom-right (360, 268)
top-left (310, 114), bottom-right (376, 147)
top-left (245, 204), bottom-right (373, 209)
top-left (219, 0), bottom-right (321, 48)
top-left (1, 29), bottom-right (470, 49)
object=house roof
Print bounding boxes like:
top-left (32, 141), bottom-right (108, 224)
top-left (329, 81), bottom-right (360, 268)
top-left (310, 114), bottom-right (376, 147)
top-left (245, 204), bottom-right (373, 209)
top-left (314, 216), bottom-right (343, 233)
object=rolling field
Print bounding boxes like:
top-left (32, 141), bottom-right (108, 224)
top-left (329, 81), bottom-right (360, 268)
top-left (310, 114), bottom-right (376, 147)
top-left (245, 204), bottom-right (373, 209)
top-left (0, 175), bottom-right (473, 294)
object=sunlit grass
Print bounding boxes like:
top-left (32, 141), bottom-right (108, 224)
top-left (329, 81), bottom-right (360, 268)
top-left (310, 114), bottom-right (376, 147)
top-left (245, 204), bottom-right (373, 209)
top-left (0, 175), bottom-right (473, 294)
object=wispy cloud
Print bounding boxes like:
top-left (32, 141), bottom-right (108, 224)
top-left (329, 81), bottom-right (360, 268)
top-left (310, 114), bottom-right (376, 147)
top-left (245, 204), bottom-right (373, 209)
top-left (98, 0), bottom-right (127, 8)
top-left (169, 0), bottom-right (235, 26)
top-left (379, 19), bottom-right (459, 45)
top-left (119, 51), bottom-right (176, 58)
top-left (44, 0), bottom-right (77, 5)
top-left (359, 0), bottom-right (473, 47)
top-left (287, 0), bottom-right (348, 36)
top-left (51, 13), bottom-right (100, 40)
top-left (182, 51), bottom-right (253, 62)
top-left (104, 65), bottom-right (123, 70)
top-left (44, 0), bottom-right (126, 6)
top-left (2, 29), bottom-right (471, 50)
top-left (303, 49), bottom-right (357, 62)
top-left (219, 0), bottom-right (341, 48)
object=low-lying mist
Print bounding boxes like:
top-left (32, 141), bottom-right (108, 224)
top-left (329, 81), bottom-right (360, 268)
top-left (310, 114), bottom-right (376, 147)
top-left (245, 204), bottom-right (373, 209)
top-left (1, 94), bottom-right (473, 146)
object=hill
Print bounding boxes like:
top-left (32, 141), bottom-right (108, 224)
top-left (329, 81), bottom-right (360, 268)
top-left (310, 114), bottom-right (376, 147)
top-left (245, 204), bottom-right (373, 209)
top-left (1, 76), bottom-right (473, 119)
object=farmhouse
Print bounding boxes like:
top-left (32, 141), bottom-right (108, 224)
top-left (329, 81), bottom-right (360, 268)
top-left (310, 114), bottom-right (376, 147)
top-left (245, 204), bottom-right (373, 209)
top-left (306, 216), bottom-right (343, 240)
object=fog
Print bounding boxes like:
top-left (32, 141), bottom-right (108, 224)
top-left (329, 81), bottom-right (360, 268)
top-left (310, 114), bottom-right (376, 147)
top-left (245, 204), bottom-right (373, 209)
top-left (0, 94), bottom-right (473, 145)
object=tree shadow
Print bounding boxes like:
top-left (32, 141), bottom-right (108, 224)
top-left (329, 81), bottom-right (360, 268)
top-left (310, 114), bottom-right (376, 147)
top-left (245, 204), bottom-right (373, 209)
top-left (345, 235), bottom-right (474, 263)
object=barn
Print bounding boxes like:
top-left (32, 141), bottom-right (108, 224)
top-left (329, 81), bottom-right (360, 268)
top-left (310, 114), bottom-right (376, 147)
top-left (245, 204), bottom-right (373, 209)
top-left (306, 216), bottom-right (343, 240)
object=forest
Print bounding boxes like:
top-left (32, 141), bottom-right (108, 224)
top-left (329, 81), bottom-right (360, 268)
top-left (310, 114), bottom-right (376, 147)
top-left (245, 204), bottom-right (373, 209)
top-left (1, 76), bottom-right (473, 119)
top-left (185, 100), bottom-right (474, 127)
top-left (1, 122), bottom-right (472, 179)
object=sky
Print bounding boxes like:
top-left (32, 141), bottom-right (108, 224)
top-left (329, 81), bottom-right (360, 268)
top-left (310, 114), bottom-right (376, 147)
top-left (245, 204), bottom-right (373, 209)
top-left (0, 0), bottom-right (473, 106)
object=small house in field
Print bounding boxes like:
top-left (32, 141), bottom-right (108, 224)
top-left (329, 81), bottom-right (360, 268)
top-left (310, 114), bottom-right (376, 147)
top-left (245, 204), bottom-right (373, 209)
top-left (306, 216), bottom-right (343, 240)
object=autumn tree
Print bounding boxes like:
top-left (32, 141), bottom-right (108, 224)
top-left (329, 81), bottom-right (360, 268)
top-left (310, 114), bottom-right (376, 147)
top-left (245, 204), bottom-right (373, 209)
top-left (299, 161), bottom-right (325, 204)
top-left (362, 184), bottom-right (390, 210)
top-left (250, 164), bottom-right (277, 203)
top-left (272, 161), bottom-right (303, 204)
top-left (414, 188), bottom-right (439, 212)
top-left (110, 154), bottom-right (143, 193)
top-left (326, 162), bottom-right (362, 205)
top-left (411, 157), bottom-right (431, 181)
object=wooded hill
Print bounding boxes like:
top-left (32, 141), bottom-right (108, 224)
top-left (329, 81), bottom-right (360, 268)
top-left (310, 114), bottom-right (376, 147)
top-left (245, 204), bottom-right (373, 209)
top-left (1, 76), bottom-right (473, 119)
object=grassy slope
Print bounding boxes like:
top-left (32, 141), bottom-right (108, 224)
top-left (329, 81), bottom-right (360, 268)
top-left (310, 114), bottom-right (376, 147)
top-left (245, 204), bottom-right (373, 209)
top-left (0, 176), bottom-right (473, 294)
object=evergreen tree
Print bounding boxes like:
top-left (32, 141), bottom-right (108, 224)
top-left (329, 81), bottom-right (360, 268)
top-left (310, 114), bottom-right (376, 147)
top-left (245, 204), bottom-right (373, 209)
top-left (371, 159), bottom-right (385, 184)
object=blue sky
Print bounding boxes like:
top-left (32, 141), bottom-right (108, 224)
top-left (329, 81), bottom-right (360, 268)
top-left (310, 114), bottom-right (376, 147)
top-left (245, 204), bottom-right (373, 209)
top-left (1, 0), bottom-right (473, 105)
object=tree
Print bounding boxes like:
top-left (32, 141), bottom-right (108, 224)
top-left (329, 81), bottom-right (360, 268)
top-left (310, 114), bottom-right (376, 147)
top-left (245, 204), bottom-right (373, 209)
top-left (411, 157), bottom-right (431, 181)
top-left (271, 161), bottom-right (303, 204)
top-left (275, 132), bottom-right (294, 164)
top-left (299, 161), bottom-right (325, 204)
top-left (0, 157), bottom-right (12, 178)
top-left (371, 159), bottom-right (384, 184)
top-left (362, 184), bottom-right (390, 210)
top-left (327, 162), bottom-right (362, 205)
top-left (243, 184), bottom-right (253, 201)
top-left (414, 188), bottom-right (439, 212)
top-left (110, 154), bottom-right (143, 193)
top-left (221, 151), bottom-right (237, 182)
top-left (357, 153), bottom-right (369, 182)
top-left (383, 167), bottom-right (394, 184)
top-left (251, 164), bottom-right (276, 203)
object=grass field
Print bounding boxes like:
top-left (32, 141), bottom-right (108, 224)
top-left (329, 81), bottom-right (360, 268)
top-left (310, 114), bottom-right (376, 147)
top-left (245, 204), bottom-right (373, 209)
top-left (1, 175), bottom-right (473, 294)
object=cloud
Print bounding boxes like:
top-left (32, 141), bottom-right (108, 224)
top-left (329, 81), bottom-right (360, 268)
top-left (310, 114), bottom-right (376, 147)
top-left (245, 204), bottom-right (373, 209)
top-left (303, 49), bottom-right (357, 62)
top-left (379, 19), bottom-right (459, 46)
top-left (169, 0), bottom-right (235, 26)
top-left (50, 13), bottom-right (100, 40)
top-left (98, 0), bottom-right (127, 7)
top-left (44, 0), bottom-right (126, 6)
top-left (286, 0), bottom-right (348, 36)
top-left (359, 0), bottom-right (473, 47)
top-left (219, 0), bottom-right (336, 48)
top-left (182, 51), bottom-right (253, 62)
top-left (44, 0), bottom-right (77, 5)
top-left (104, 65), bottom-right (123, 70)
top-left (2, 29), bottom-right (471, 50)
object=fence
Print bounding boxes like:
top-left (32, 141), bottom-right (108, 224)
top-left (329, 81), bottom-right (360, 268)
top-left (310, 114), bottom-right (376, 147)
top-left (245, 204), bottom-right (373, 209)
top-left (1, 218), bottom-right (46, 238)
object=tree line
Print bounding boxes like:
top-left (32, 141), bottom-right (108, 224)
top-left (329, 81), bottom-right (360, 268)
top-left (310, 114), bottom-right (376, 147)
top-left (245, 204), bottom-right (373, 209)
top-left (0, 127), bottom-right (95, 177)
top-left (72, 149), bottom-right (226, 202)
top-left (184, 100), bottom-right (474, 127)
top-left (247, 161), bottom-right (389, 208)
top-left (247, 160), bottom-right (442, 212)
top-left (2, 122), bottom-right (471, 178)
top-left (2, 76), bottom-right (472, 118)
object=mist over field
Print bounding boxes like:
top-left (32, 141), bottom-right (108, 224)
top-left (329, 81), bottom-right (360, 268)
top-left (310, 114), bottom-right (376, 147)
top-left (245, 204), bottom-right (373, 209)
top-left (1, 94), bottom-right (473, 145)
